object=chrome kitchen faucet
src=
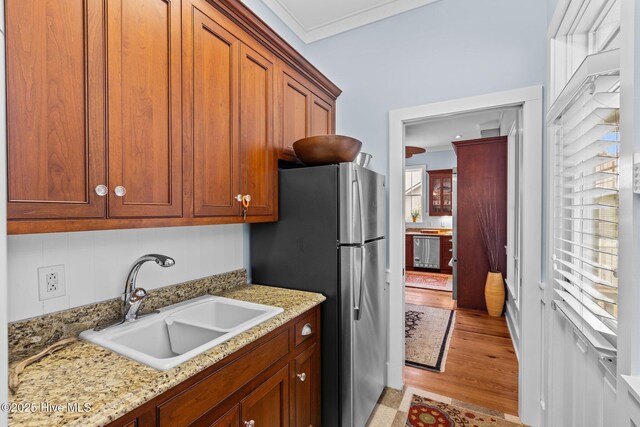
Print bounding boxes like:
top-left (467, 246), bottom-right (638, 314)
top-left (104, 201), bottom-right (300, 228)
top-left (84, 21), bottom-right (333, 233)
top-left (95, 254), bottom-right (175, 331)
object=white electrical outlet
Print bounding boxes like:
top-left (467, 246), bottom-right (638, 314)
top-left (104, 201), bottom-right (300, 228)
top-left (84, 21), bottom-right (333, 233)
top-left (38, 265), bottom-right (66, 300)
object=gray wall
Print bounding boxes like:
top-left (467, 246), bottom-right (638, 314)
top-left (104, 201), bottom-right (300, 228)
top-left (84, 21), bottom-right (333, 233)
top-left (303, 0), bottom-right (548, 177)
top-left (405, 150), bottom-right (457, 228)
top-left (405, 149), bottom-right (457, 169)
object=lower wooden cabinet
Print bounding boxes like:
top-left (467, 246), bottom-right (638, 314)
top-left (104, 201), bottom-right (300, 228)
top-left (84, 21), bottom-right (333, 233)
top-left (405, 234), bottom-right (414, 272)
top-left (107, 306), bottom-right (321, 427)
top-left (293, 343), bottom-right (320, 427)
top-left (440, 236), bottom-right (453, 274)
top-left (210, 406), bottom-right (240, 427)
top-left (242, 366), bottom-right (290, 427)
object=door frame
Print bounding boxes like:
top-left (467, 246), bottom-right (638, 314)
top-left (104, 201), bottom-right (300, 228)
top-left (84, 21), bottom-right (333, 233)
top-left (0, 12), bottom-right (8, 424)
top-left (387, 86), bottom-right (543, 425)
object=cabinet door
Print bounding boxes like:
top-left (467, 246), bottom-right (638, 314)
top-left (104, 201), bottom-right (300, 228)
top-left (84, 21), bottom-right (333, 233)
top-left (209, 405), bottom-right (240, 427)
top-left (442, 176), bottom-right (452, 215)
top-left (405, 234), bottom-right (414, 271)
top-left (188, 6), bottom-right (241, 217)
top-left (106, 0), bottom-right (182, 218)
top-left (440, 237), bottom-right (453, 274)
top-left (281, 72), bottom-right (311, 159)
top-left (309, 95), bottom-right (332, 137)
top-left (293, 343), bottom-right (321, 427)
top-left (430, 175), bottom-right (442, 215)
top-left (428, 170), bottom-right (453, 216)
top-left (239, 43), bottom-right (275, 217)
top-left (241, 366), bottom-right (289, 427)
top-left (6, 0), bottom-right (106, 219)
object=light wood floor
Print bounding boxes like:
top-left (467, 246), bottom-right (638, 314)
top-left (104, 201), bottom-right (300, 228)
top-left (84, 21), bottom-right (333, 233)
top-left (404, 287), bottom-right (519, 415)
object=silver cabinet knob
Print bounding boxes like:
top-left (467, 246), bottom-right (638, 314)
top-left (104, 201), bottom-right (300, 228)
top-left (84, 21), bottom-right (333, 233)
top-left (114, 186), bottom-right (126, 197)
top-left (244, 421), bottom-right (255, 427)
top-left (301, 323), bottom-right (313, 336)
top-left (297, 372), bottom-right (306, 382)
top-left (235, 194), bottom-right (243, 202)
top-left (244, 194), bottom-right (251, 202)
top-left (95, 185), bottom-right (108, 197)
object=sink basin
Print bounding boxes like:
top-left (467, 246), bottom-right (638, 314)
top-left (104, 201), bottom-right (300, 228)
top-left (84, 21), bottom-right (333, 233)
top-left (80, 295), bottom-right (284, 370)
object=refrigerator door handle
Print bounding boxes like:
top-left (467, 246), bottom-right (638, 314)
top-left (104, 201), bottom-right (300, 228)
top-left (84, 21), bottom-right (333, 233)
top-left (355, 167), bottom-right (365, 245)
top-left (354, 245), bottom-right (366, 321)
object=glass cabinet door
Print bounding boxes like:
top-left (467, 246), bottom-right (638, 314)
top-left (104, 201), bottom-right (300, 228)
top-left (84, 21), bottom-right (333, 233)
top-left (431, 177), bottom-right (442, 214)
top-left (428, 170), bottom-right (453, 216)
top-left (442, 177), bottom-right (452, 215)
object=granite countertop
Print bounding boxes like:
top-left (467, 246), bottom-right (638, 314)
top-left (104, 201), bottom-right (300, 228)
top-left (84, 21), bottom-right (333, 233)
top-left (406, 230), bottom-right (452, 237)
top-left (8, 285), bottom-right (325, 427)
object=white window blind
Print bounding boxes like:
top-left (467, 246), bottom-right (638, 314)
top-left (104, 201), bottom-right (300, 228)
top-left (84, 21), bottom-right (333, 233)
top-left (550, 49), bottom-right (620, 354)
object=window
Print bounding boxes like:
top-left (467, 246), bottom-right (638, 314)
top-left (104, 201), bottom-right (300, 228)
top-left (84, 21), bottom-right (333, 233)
top-left (549, 0), bottom-right (620, 100)
top-left (404, 168), bottom-right (424, 222)
top-left (550, 51), bottom-right (620, 353)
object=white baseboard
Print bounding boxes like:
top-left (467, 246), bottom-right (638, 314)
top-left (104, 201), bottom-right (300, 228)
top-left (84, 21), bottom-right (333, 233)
top-left (505, 305), bottom-right (520, 362)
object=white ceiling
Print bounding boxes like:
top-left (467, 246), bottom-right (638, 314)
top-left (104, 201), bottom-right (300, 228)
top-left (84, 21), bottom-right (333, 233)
top-left (404, 107), bottom-right (519, 152)
top-left (259, 0), bottom-right (441, 43)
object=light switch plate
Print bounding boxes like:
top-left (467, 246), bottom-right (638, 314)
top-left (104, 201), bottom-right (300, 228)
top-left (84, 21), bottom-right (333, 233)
top-left (38, 264), bottom-right (66, 300)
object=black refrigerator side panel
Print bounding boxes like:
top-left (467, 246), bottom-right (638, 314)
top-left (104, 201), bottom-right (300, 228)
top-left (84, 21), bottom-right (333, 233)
top-left (250, 165), bottom-right (341, 427)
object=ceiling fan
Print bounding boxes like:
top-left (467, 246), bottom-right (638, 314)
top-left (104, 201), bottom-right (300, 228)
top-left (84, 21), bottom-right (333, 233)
top-left (405, 146), bottom-right (426, 159)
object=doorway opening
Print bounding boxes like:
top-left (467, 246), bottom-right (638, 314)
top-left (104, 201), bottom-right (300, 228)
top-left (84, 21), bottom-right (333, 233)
top-left (386, 86), bottom-right (543, 426)
top-left (402, 106), bottom-right (523, 417)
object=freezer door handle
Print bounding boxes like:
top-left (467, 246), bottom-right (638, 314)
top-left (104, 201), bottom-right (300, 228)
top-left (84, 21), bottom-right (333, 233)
top-left (354, 245), bottom-right (366, 321)
top-left (355, 166), bottom-right (365, 245)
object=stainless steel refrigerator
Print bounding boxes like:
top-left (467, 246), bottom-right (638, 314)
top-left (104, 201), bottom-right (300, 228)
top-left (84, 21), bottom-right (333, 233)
top-left (251, 163), bottom-right (387, 427)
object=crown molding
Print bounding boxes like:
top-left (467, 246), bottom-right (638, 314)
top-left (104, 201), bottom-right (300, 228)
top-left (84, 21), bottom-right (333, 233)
top-left (259, 0), bottom-right (441, 43)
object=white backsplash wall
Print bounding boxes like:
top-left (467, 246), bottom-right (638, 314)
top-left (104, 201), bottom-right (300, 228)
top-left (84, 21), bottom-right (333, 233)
top-left (406, 216), bottom-right (453, 229)
top-left (7, 224), bottom-right (245, 322)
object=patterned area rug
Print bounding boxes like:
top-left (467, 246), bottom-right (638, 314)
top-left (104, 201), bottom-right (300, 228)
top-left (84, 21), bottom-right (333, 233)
top-left (406, 394), bottom-right (524, 427)
top-left (406, 272), bottom-right (453, 292)
top-left (405, 304), bottom-right (455, 372)
top-left (365, 386), bottom-right (524, 427)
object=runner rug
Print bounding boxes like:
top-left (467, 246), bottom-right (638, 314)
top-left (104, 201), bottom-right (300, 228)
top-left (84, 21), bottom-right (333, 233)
top-left (406, 272), bottom-right (453, 292)
top-left (405, 304), bottom-right (455, 372)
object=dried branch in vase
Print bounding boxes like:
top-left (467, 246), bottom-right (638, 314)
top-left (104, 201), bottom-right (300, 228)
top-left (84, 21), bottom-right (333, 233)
top-left (472, 187), bottom-right (501, 273)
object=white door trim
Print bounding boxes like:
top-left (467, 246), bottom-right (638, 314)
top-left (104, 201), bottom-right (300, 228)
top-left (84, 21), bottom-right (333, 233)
top-left (387, 86), bottom-right (543, 426)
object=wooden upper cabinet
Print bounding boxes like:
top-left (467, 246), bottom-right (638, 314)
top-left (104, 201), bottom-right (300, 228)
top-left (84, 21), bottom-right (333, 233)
top-left (310, 95), bottom-right (332, 137)
top-left (428, 169), bottom-right (453, 216)
top-left (106, 0), bottom-right (182, 218)
top-left (6, 0), bottom-right (340, 233)
top-left (239, 43), bottom-right (275, 217)
top-left (277, 65), bottom-right (336, 163)
top-left (6, 0), bottom-right (106, 219)
top-left (280, 73), bottom-right (311, 161)
top-left (186, 5), bottom-right (241, 217)
top-left (241, 366), bottom-right (290, 427)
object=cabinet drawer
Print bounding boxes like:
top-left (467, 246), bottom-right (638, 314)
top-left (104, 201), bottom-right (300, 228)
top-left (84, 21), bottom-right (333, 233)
top-left (158, 330), bottom-right (289, 426)
top-left (294, 310), bottom-right (317, 348)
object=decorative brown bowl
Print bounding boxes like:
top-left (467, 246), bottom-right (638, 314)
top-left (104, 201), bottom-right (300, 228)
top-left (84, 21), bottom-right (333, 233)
top-left (293, 135), bottom-right (362, 166)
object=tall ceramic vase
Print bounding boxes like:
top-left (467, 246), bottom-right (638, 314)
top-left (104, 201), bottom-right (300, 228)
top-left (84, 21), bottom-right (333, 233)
top-left (484, 271), bottom-right (505, 317)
